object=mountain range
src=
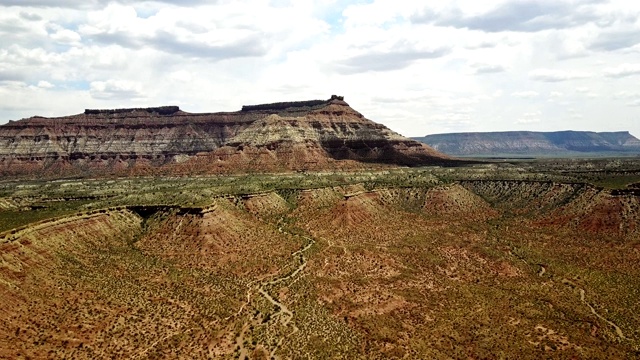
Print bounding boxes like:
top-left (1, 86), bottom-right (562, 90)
top-left (414, 131), bottom-right (640, 157)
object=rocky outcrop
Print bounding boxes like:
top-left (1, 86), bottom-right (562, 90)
top-left (0, 96), bottom-right (452, 178)
top-left (414, 131), bottom-right (640, 157)
top-left (84, 106), bottom-right (181, 115)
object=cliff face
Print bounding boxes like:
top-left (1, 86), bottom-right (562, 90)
top-left (0, 96), bottom-right (450, 177)
top-left (414, 131), bottom-right (640, 157)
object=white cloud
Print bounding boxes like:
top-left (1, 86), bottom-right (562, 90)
top-left (529, 69), bottom-right (590, 82)
top-left (614, 91), bottom-right (640, 99)
top-left (342, 0), bottom-right (419, 28)
top-left (89, 79), bottom-right (144, 100)
top-left (516, 111), bottom-right (542, 124)
top-left (574, 87), bottom-right (598, 98)
top-left (49, 29), bottom-right (81, 45)
top-left (334, 46), bottom-right (450, 74)
top-left (512, 91), bottom-right (539, 99)
top-left (470, 63), bottom-right (506, 74)
top-left (604, 63), bottom-right (640, 78)
top-left (412, 0), bottom-right (607, 33)
top-left (0, 0), bottom-right (639, 137)
top-left (37, 80), bottom-right (54, 88)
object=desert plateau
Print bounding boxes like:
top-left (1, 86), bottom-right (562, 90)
top-left (0, 98), bottom-right (639, 359)
top-left (3, 0), bottom-right (640, 357)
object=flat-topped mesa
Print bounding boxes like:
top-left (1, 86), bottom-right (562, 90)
top-left (413, 130), bottom-right (640, 157)
top-left (84, 106), bottom-right (180, 116)
top-left (0, 95), bottom-right (454, 178)
top-left (241, 95), bottom-right (348, 112)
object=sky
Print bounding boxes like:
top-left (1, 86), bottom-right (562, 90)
top-left (1, 0), bottom-right (639, 137)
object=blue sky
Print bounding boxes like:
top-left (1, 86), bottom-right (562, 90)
top-left (1, 0), bottom-right (640, 137)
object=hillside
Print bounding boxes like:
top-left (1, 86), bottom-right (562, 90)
top-left (413, 131), bottom-right (640, 157)
top-left (0, 96), bottom-right (452, 178)
top-left (1, 164), bottom-right (639, 358)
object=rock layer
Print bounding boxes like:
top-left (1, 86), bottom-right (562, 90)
top-left (0, 96), bottom-right (450, 177)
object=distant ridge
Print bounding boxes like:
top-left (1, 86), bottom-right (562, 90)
top-left (413, 131), bottom-right (640, 157)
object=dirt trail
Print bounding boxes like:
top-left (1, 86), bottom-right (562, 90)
top-left (508, 250), bottom-right (629, 342)
top-left (578, 288), bottom-right (627, 340)
top-left (560, 277), bottom-right (628, 341)
top-left (231, 218), bottom-right (315, 359)
top-left (133, 327), bottom-right (194, 359)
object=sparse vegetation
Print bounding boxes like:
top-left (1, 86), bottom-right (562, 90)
top-left (1, 159), bottom-right (639, 358)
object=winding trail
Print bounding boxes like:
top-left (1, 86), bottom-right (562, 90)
top-left (507, 249), bottom-right (629, 342)
top-left (560, 278), bottom-right (628, 341)
top-left (578, 288), bottom-right (628, 340)
top-left (231, 217), bottom-right (316, 359)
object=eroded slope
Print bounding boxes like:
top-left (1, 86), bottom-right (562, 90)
top-left (0, 97), bottom-right (451, 178)
top-left (0, 181), bottom-right (639, 358)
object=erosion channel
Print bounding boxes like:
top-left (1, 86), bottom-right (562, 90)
top-left (231, 217), bottom-right (316, 359)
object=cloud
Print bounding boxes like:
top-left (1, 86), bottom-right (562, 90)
top-left (37, 80), bottom-right (54, 88)
top-left (604, 63), bottom-right (640, 78)
top-left (175, 21), bottom-right (209, 35)
top-left (589, 29), bottom-right (640, 51)
top-left (614, 91), bottom-right (640, 99)
top-left (428, 112), bottom-right (473, 128)
top-left (529, 69), bottom-right (590, 82)
top-left (0, 0), bottom-right (87, 7)
top-left (471, 63), bottom-right (506, 74)
top-left (149, 30), bottom-right (267, 59)
top-left (0, 17), bottom-right (31, 35)
top-left (334, 46), bottom-right (450, 74)
top-left (370, 96), bottom-right (415, 104)
top-left (1, 0), bottom-right (640, 137)
top-left (412, 0), bottom-right (602, 33)
top-left (89, 79), bottom-right (144, 100)
top-left (516, 111), bottom-right (542, 124)
top-left (341, 0), bottom-right (416, 28)
top-left (19, 12), bottom-right (42, 21)
top-left (85, 30), bottom-right (268, 60)
top-left (0, 0), bottom-right (214, 9)
top-left (50, 29), bottom-right (81, 45)
top-left (615, 92), bottom-right (640, 107)
top-left (83, 31), bottom-right (142, 49)
top-left (465, 40), bottom-right (500, 50)
top-left (0, 69), bottom-right (25, 81)
top-left (0, 13), bottom-right (50, 50)
top-left (78, 4), bottom-right (270, 60)
top-left (512, 91), bottom-right (539, 99)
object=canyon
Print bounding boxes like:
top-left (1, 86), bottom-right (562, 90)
top-left (0, 96), bottom-right (639, 358)
top-left (0, 161), bottom-right (639, 358)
